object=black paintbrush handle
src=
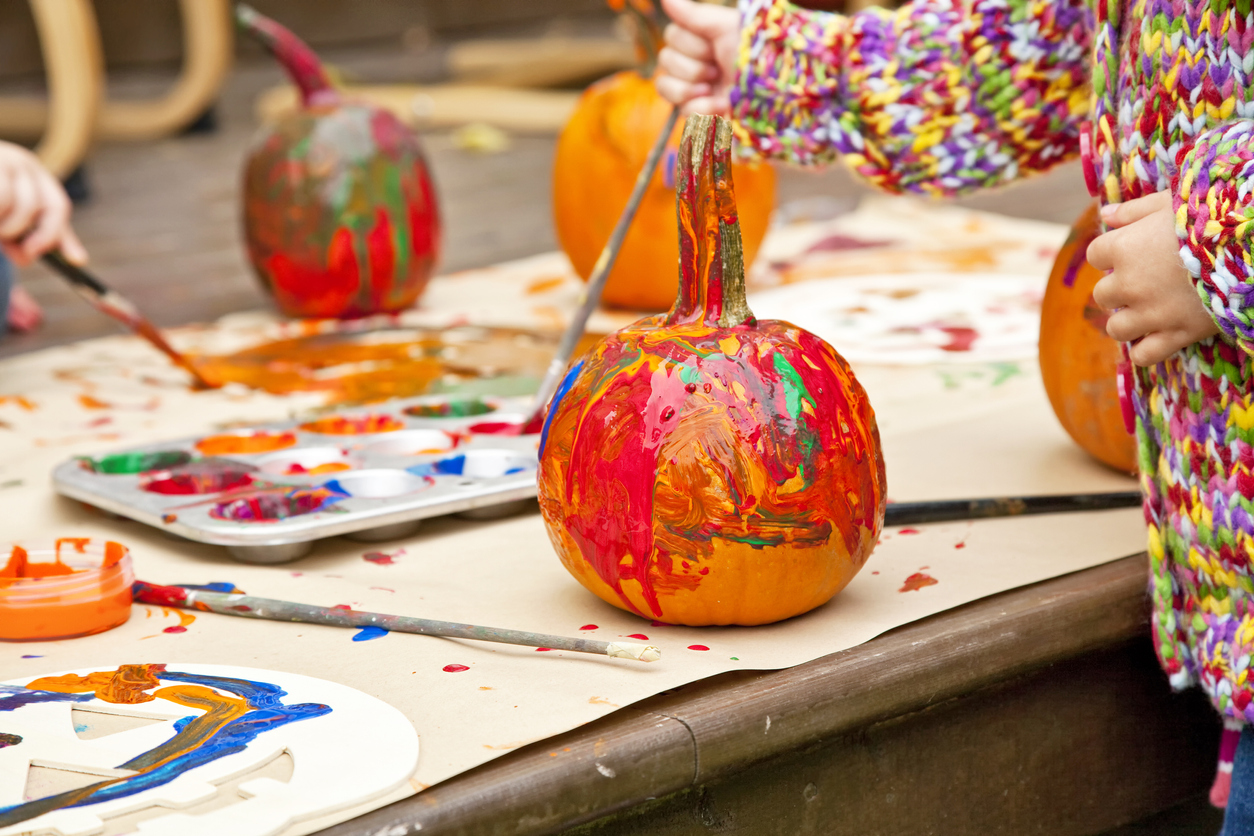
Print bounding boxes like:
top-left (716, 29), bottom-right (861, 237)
top-left (42, 250), bottom-right (109, 297)
top-left (884, 491), bottom-right (1142, 527)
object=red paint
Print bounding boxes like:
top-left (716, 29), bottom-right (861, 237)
top-left (142, 467), bottom-right (254, 496)
top-left (468, 421), bottom-right (524, 436)
top-left (898, 528), bottom-right (921, 535)
top-left (625, 633), bottom-right (649, 640)
top-left (650, 621), bottom-right (672, 627)
top-left (687, 645), bottom-right (710, 651)
top-left (579, 624), bottom-right (599, 630)
top-left (443, 664), bottom-right (469, 673)
top-left (535, 647), bottom-right (552, 652)
top-left (333, 604), bottom-right (352, 611)
top-left (938, 326), bottom-right (979, 352)
top-left (899, 572), bottom-right (939, 593)
top-left (300, 414), bottom-right (404, 435)
top-left (162, 514), bottom-right (178, 524)
top-left (954, 542), bottom-right (967, 549)
top-left (362, 551), bottom-right (398, 565)
top-left (162, 625), bottom-right (187, 634)
top-left (131, 582), bottom-right (191, 608)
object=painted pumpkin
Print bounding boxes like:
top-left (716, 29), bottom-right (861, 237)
top-left (552, 2), bottom-right (775, 311)
top-left (1039, 203), bottom-right (1136, 472)
top-left (538, 115), bottom-right (885, 627)
top-left (238, 6), bottom-right (440, 319)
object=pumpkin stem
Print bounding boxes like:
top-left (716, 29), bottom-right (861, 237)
top-left (613, 0), bottom-right (665, 77)
top-left (236, 4), bottom-right (338, 108)
top-left (667, 114), bottom-right (754, 329)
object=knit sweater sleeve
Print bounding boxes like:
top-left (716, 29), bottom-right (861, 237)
top-left (729, 0), bottom-right (1092, 197)
top-left (1175, 121), bottom-right (1254, 347)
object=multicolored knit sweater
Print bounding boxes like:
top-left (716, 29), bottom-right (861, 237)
top-left (730, 0), bottom-right (1254, 729)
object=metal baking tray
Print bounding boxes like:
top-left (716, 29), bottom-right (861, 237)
top-left (53, 395), bottom-right (541, 564)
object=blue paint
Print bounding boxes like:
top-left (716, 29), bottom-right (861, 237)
top-left (0, 685), bottom-right (92, 711)
top-left (172, 582), bottom-right (242, 594)
top-left (406, 454), bottom-right (466, 478)
top-left (352, 626), bottom-right (389, 642)
top-left (0, 668), bottom-right (331, 827)
top-left (540, 359), bottom-right (584, 457)
top-left (74, 723), bottom-right (89, 734)
top-left (20, 655), bottom-right (42, 659)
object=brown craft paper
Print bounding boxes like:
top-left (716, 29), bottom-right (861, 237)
top-left (0, 198), bottom-right (1141, 830)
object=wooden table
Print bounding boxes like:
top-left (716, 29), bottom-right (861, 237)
top-left (318, 555), bottom-right (1219, 836)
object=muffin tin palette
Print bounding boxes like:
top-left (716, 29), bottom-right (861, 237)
top-left (52, 395), bottom-right (541, 564)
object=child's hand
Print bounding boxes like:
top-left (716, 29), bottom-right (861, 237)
top-left (0, 142), bottom-right (86, 266)
top-left (1089, 191), bottom-right (1219, 366)
top-left (655, 0), bottom-right (739, 114)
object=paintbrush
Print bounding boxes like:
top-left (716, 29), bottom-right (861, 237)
top-left (40, 251), bottom-right (218, 389)
top-left (132, 581), bottom-right (662, 663)
top-left (884, 490), bottom-right (1141, 527)
top-left (522, 105), bottom-right (682, 432)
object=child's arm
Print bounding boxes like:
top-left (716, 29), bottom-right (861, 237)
top-left (0, 141), bottom-right (86, 266)
top-left (659, 0), bottom-right (1091, 197)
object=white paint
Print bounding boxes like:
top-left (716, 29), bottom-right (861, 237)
top-left (764, 715), bottom-right (771, 735)
top-left (0, 664), bottom-right (419, 836)
top-left (595, 763), bottom-right (616, 779)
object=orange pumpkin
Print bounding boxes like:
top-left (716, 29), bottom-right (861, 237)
top-left (538, 115), bottom-right (884, 626)
top-left (552, 5), bottom-right (775, 311)
top-left (1039, 202), bottom-right (1137, 473)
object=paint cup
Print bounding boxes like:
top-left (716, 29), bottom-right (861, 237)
top-left (256, 447), bottom-right (355, 476)
top-left (0, 539), bottom-right (134, 641)
top-left (403, 397), bottom-right (497, 419)
top-left (359, 430), bottom-right (455, 457)
top-left (81, 450), bottom-right (191, 475)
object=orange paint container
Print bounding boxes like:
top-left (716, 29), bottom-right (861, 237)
top-left (0, 539), bottom-right (134, 641)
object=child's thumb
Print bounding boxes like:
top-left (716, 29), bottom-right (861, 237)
top-left (661, 0), bottom-right (730, 38)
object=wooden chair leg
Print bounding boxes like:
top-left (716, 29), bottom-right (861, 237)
top-left (95, 0), bottom-right (234, 140)
top-left (28, 0), bottom-right (104, 179)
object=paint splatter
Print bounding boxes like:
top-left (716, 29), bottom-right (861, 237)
top-left (0, 733), bottom-right (21, 748)
top-left (954, 542), bottom-right (967, 549)
top-left (20, 655), bottom-right (42, 659)
top-left (899, 572), bottom-right (938, 593)
top-left (362, 550), bottom-right (401, 565)
top-left (535, 647), bottom-right (552, 652)
top-left (162, 514), bottom-right (178, 524)
top-left (898, 528), bottom-right (921, 535)
top-left (937, 326), bottom-right (979, 352)
top-left (163, 626), bottom-right (187, 634)
top-left (352, 626), bottom-right (388, 641)
top-left (625, 634), bottom-right (649, 640)
top-left (688, 645), bottom-right (710, 651)
top-left (443, 664), bottom-right (469, 673)
top-left (579, 624), bottom-right (599, 631)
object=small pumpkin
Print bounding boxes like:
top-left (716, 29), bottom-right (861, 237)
top-left (238, 5), bottom-right (440, 319)
top-left (1039, 202), bottom-right (1136, 472)
top-left (538, 115), bottom-right (884, 627)
top-left (552, 1), bottom-right (775, 311)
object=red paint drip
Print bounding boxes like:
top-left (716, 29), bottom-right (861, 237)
top-left (625, 633), bottom-right (649, 640)
top-left (687, 644), bottom-right (710, 651)
top-left (442, 664), bottom-right (469, 673)
top-left (938, 326), bottom-right (979, 352)
top-left (162, 626), bottom-right (187, 634)
top-left (899, 572), bottom-right (939, 593)
top-left (579, 624), bottom-right (598, 630)
top-left (898, 528), bottom-right (921, 535)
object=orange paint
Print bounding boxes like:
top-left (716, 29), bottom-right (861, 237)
top-left (0, 395), bottom-right (37, 410)
top-left (299, 414), bottom-right (404, 435)
top-left (77, 394), bottom-right (111, 410)
top-left (184, 327), bottom-right (560, 405)
top-left (0, 539), bottom-right (134, 641)
top-left (195, 431), bottom-right (298, 456)
top-left (288, 461), bottom-right (352, 475)
top-left (899, 572), bottom-right (938, 592)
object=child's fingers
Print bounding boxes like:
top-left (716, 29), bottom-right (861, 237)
top-left (1099, 191), bottom-right (1171, 229)
top-left (655, 74), bottom-right (706, 106)
top-left (1127, 331), bottom-right (1182, 367)
top-left (681, 93), bottom-right (731, 116)
top-left (1086, 228), bottom-right (1118, 272)
top-left (18, 172), bottom-right (71, 260)
top-left (1104, 305), bottom-right (1150, 343)
top-left (660, 0), bottom-right (738, 39)
top-left (664, 22), bottom-right (716, 61)
top-left (58, 226), bottom-right (88, 266)
top-left (1091, 268), bottom-right (1125, 310)
top-left (0, 169), bottom-right (38, 243)
top-left (657, 47), bottom-right (718, 83)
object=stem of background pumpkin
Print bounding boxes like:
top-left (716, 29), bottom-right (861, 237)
top-left (667, 115), bottom-right (754, 329)
top-left (236, 4), bottom-right (338, 108)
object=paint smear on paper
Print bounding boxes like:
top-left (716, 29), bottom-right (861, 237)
top-left (688, 645), bottom-right (710, 651)
top-left (352, 626), bottom-right (388, 641)
top-left (899, 572), bottom-right (938, 592)
top-left (443, 664), bottom-right (469, 673)
top-left (362, 550), bottom-right (402, 565)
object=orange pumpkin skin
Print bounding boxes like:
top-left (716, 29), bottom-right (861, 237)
top-left (1039, 203), bottom-right (1137, 473)
top-left (553, 71), bottom-right (776, 311)
top-left (538, 116), bottom-right (884, 627)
